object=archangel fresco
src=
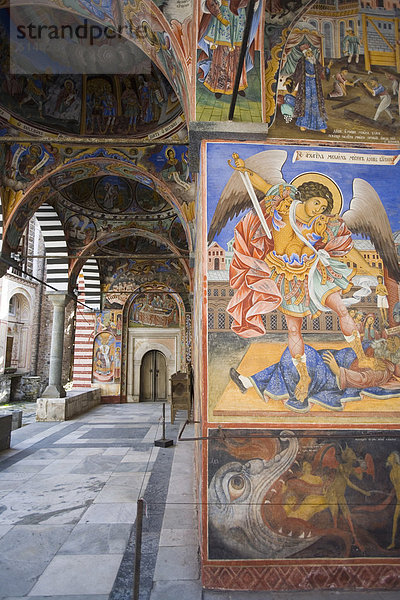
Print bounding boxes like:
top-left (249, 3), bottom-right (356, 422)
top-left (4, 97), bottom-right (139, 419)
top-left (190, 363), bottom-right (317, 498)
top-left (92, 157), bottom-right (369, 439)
top-left (205, 141), bottom-right (400, 423)
top-left (207, 429), bottom-right (400, 559)
top-left (269, 2), bottom-right (400, 144)
top-left (128, 292), bottom-right (179, 328)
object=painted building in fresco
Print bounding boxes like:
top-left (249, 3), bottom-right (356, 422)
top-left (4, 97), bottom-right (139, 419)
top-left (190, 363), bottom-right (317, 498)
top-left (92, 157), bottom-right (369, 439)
top-left (1, 0), bottom-right (400, 593)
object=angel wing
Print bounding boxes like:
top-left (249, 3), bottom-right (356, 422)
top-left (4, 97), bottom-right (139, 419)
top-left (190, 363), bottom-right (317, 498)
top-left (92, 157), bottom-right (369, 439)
top-left (342, 178), bottom-right (400, 281)
top-left (207, 149), bottom-right (287, 242)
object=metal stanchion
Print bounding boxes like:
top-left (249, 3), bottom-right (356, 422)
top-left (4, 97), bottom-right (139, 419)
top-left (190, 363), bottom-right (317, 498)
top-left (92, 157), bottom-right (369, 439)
top-left (154, 402), bottom-right (173, 448)
top-left (133, 497), bottom-right (144, 600)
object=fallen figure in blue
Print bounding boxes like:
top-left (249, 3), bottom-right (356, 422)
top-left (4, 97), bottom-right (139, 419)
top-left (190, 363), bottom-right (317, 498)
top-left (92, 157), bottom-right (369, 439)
top-left (230, 337), bottom-right (400, 413)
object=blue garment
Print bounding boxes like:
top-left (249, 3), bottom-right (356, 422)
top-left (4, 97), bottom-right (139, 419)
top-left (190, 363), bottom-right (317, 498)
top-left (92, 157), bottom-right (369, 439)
top-left (296, 60), bottom-right (327, 131)
top-left (250, 344), bottom-right (400, 410)
top-left (373, 84), bottom-right (386, 97)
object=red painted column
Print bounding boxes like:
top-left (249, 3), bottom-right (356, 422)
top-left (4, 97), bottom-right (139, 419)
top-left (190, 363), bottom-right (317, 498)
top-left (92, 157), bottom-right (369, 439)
top-left (72, 274), bottom-right (96, 389)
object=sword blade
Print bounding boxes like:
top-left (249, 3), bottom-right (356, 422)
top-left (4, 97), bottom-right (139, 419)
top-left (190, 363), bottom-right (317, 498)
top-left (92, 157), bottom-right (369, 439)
top-left (240, 171), bottom-right (272, 239)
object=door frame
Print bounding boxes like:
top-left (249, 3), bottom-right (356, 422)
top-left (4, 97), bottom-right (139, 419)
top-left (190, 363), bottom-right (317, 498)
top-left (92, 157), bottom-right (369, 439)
top-left (126, 327), bottom-right (181, 403)
top-left (139, 349), bottom-right (168, 402)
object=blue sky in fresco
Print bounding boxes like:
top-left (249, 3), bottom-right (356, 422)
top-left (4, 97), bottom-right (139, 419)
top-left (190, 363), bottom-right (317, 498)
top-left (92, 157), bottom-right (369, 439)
top-left (206, 142), bottom-right (400, 249)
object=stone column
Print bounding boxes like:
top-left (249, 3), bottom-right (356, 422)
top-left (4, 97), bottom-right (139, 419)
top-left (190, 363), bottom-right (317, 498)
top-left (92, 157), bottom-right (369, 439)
top-left (42, 292), bottom-right (68, 398)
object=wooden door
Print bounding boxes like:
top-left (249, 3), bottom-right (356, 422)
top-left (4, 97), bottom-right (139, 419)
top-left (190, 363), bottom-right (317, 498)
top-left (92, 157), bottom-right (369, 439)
top-left (139, 350), bottom-right (167, 401)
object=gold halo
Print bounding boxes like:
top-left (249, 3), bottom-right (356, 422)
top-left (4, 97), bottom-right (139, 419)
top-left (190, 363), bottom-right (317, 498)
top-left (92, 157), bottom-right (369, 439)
top-left (290, 172), bottom-right (343, 215)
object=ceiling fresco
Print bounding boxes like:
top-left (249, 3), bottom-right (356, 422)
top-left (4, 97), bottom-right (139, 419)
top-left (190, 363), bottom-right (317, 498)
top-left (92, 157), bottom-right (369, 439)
top-left (0, 5), bottom-right (185, 140)
top-left (99, 254), bottom-right (190, 308)
top-left (0, 142), bottom-right (194, 246)
top-left (0, 0), bottom-right (192, 123)
top-left (52, 176), bottom-right (189, 259)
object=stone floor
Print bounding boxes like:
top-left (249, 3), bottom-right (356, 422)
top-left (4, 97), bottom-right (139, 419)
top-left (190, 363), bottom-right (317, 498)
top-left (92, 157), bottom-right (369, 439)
top-left (0, 402), bottom-right (399, 600)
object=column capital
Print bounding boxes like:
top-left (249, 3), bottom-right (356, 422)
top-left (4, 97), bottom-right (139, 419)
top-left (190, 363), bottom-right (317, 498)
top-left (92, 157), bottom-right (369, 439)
top-left (45, 291), bottom-right (70, 308)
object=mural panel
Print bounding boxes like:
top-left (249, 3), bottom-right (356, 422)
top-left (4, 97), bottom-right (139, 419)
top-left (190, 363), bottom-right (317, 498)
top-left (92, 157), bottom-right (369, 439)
top-left (128, 291), bottom-right (179, 327)
top-left (196, 0), bottom-right (264, 122)
top-left (0, 5), bottom-right (185, 139)
top-left (206, 428), bottom-right (400, 560)
top-left (204, 141), bottom-right (400, 425)
top-left (93, 309), bottom-right (123, 393)
top-left (269, 1), bottom-right (400, 144)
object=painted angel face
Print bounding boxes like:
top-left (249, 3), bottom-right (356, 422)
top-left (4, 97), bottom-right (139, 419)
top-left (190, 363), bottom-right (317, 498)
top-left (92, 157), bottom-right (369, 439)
top-left (304, 196), bottom-right (328, 218)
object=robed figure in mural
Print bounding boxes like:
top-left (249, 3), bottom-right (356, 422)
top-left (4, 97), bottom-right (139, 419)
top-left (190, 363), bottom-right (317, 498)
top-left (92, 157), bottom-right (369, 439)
top-left (198, 0), bottom-right (261, 98)
top-left (292, 46), bottom-right (327, 132)
top-left (208, 150), bottom-right (400, 412)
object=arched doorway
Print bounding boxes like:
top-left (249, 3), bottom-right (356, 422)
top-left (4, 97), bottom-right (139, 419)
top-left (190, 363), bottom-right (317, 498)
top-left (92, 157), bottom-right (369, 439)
top-left (140, 350), bottom-right (167, 401)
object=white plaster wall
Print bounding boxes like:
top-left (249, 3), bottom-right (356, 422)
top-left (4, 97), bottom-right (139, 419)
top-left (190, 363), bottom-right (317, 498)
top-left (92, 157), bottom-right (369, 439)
top-left (0, 280), bottom-right (35, 374)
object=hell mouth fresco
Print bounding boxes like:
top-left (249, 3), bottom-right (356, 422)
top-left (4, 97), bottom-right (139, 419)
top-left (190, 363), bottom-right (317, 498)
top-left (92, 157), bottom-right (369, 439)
top-left (207, 429), bottom-right (400, 560)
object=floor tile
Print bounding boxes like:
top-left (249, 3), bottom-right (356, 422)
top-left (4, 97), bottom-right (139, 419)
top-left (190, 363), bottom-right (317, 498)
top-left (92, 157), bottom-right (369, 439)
top-left (4, 596), bottom-right (110, 600)
top-left (0, 525), bottom-right (73, 596)
top-left (150, 580), bottom-right (202, 600)
top-left (159, 527), bottom-right (197, 547)
top-left (79, 502), bottom-right (137, 524)
top-left (59, 523), bottom-right (132, 554)
top-left (153, 545), bottom-right (199, 581)
top-left (29, 554), bottom-right (123, 596)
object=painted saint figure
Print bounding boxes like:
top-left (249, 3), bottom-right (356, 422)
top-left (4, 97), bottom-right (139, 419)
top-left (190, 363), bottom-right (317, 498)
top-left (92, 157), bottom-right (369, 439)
top-left (208, 149), bottom-right (400, 411)
top-left (292, 47), bottom-right (327, 132)
top-left (387, 451), bottom-right (400, 549)
top-left (198, 0), bottom-right (261, 98)
top-left (161, 147), bottom-right (191, 190)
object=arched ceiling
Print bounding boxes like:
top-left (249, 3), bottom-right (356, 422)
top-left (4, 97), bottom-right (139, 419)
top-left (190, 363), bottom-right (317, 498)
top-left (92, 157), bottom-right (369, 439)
top-left (0, 0), bottom-right (324, 138)
top-left (0, 3), bottom-right (188, 140)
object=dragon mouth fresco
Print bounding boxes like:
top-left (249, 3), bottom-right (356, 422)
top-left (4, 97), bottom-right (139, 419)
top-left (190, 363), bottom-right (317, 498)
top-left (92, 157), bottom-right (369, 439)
top-left (208, 431), bottom-right (323, 559)
top-left (208, 430), bottom-right (400, 560)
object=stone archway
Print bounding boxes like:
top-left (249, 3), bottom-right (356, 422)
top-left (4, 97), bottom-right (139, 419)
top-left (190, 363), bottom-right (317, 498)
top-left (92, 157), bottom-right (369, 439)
top-left (126, 331), bottom-right (179, 403)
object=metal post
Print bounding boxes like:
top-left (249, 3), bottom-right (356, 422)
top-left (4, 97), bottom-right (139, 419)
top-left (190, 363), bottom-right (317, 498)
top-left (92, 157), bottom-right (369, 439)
top-left (228, 0), bottom-right (257, 121)
top-left (154, 402), bottom-right (173, 447)
top-left (133, 497), bottom-right (144, 600)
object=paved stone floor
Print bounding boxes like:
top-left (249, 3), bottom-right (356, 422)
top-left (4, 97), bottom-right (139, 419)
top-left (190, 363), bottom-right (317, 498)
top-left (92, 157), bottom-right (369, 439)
top-left (0, 402), bottom-right (400, 600)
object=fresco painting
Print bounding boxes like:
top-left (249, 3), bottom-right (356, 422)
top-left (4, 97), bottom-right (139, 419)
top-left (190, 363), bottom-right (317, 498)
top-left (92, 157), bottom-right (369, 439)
top-left (95, 175), bottom-right (133, 213)
top-left (93, 310), bottom-right (123, 392)
top-left (0, 6), bottom-right (184, 141)
top-left (270, 1), bottom-right (400, 144)
top-left (128, 292), bottom-right (179, 328)
top-left (93, 331), bottom-right (116, 383)
top-left (264, 0), bottom-right (315, 124)
top-left (205, 141), bottom-right (400, 424)
top-left (65, 213), bottom-right (97, 248)
top-left (196, 0), bottom-right (264, 121)
top-left (207, 429), bottom-right (400, 560)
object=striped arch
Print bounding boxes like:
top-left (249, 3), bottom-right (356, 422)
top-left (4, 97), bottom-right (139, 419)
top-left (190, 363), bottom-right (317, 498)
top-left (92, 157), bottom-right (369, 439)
top-left (34, 203), bottom-right (69, 291)
top-left (81, 258), bottom-right (101, 311)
